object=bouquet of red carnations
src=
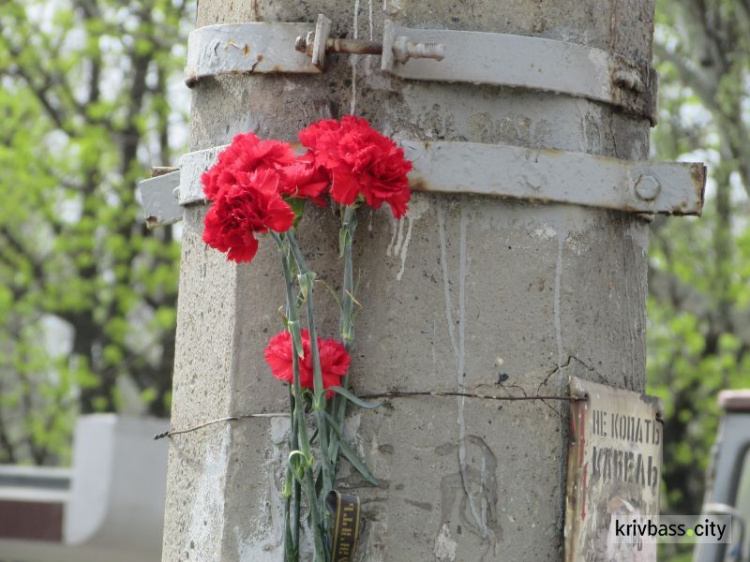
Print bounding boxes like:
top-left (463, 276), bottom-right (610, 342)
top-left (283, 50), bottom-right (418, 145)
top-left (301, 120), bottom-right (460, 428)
top-left (201, 117), bottom-right (412, 561)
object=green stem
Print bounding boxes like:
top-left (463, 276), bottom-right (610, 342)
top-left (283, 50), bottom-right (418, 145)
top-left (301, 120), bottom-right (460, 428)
top-left (284, 494), bottom-right (293, 561)
top-left (272, 232), bottom-right (326, 561)
top-left (287, 386), bottom-right (301, 554)
top-left (340, 205), bottom-right (357, 349)
top-left (287, 232), bottom-right (334, 517)
top-left (330, 205), bottom-right (358, 469)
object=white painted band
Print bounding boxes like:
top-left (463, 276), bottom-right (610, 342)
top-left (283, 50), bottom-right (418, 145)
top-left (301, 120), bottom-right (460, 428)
top-left (381, 21), bottom-right (657, 124)
top-left (174, 141), bottom-right (704, 215)
top-left (184, 21), bottom-right (656, 123)
top-left (185, 23), bottom-right (321, 86)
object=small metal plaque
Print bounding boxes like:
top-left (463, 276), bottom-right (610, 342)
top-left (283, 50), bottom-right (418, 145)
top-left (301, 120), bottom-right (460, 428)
top-left (565, 377), bottom-right (664, 561)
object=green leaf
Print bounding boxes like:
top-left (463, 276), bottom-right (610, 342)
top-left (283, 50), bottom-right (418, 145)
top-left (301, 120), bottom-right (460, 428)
top-left (326, 386), bottom-right (382, 409)
top-left (298, 271), bottom-right (316, 300)
top-left (325, 412), bottom-right (378, 485)
top-left (286, 197), bottom-right (307, 227)
top-left (287, 321), bottom-right (304, 358)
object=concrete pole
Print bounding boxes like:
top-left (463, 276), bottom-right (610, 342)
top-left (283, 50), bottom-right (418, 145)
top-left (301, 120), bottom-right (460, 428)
top-left (162, 2), bottom-right (654, 560)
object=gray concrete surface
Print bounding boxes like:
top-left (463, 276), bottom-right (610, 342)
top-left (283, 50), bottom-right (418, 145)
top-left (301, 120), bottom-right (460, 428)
top-left (162, 1), bottom-right (654, 560)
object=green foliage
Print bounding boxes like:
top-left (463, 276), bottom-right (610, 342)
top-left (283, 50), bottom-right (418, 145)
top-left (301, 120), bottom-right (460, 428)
top-left (0, 0), bottom-right (191, 465)
top-left (650, 0), bottom-right (750, 532)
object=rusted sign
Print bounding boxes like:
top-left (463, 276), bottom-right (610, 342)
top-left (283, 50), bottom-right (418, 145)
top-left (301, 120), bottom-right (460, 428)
top-left (565, 377), bottom-right (663, 562)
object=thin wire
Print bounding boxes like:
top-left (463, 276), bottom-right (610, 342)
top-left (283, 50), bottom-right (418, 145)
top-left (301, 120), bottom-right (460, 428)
top-left (359, 391), bottom-right (588, 402)
top-left (153, 412), bottom-right (290, 440)
top-left (154, 393), bottom-right (588, 440)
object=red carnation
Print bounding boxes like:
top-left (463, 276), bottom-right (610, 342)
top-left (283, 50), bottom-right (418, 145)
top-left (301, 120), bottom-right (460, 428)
top-left (202, 133), bottom-right (296, 200)
top-left (202, 169), bottom-right (294, 263)
top-left (279, 152), bottom-right (331, 207)
top-left (299, 116), bottom-right (412, 218)
top-left (265, 329), bottom-right (350, 394)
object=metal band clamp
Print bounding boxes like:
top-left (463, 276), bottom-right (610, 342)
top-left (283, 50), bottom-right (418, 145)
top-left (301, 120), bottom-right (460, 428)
top-left (139, 142), bottom-right (705, 227)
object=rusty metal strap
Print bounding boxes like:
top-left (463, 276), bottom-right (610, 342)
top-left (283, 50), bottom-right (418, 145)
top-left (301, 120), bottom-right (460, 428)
top-left (185, 23), bottom-right (320, 87)
top-left (184, 19), bottom-right (657, 123)
top-left (381, 22), bottom-right (658, 124)
top-left (400, 141), bottom-right (705, 216)
top-left (139, 142), bottom-right (705, 227)
top-left (140, 171), bottom-right (181, 228)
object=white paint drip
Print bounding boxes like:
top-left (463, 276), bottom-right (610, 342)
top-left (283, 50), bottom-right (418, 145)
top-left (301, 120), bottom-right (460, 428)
top-left (438, 203), bottom-right (489, 540)
top-left (395, 195), bottom-right (429, 281)
top-left (456, 207), bottom-right (488, 539)
top-left (396, 222), bottom-right (411, 281)
top-left (431, 320), bottom-right (438, 380)
top-left (437, 206), bottom-right (458, 358)
top-left (434, 523), bottom-right (458, 561)
top-left (626, 219), bottom-right (638, 382)
top-left (350, 0), bottom-right (360, 115)
top-left (392, 216), bottom-right (405, 256)
top-left (553, 217), bottom-right (566, 533)
top-left (457, 206), bottom-right (467, 390)
top-left (554, 220), bottom-right (565, 388)
top-left (386, 212), bottom-right (399, 256)
top-left (368, 0), bottom-right (374, 40)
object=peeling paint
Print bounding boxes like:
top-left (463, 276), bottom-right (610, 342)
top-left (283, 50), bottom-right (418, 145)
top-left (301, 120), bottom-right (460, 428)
top-left (343, 412), bottom-right (364, 459)
top-left (235, 419), bottom-right (290, 560)
top-left (532, 224), bottom-right (557, 240)
top-left (566, 231), bottom-right (588, 256)
top-left (434, 523), bottom-right (458, 561)
top-left (187, 427), bottom-right (229, 557)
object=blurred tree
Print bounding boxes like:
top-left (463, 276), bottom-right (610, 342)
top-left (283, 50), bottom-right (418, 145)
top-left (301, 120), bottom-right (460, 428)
top-left (650, 0), bottom-right (750, 518)
top-left (0, 0), bottom-right (189, 464)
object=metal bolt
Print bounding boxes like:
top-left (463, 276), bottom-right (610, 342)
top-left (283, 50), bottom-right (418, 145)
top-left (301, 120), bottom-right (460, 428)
top-left (295, 34), bottom-right (384, 58)
top-left (634, 175), bottom-right (661, 201)
top-left (391, 35), bottom-right (444, 63)
top-left (295, 34), bottom-right (444, 62)
top-left (295, 14), bottom-right (444, 70)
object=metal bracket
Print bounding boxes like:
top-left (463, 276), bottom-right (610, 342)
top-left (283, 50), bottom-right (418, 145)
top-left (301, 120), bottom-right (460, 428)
top-left (381, 22), bottom-right (657, 124)
top-left (140, 170), bottom-right (181, 228)
top-left (184, 22), bottom-right (321, 87)
top-left (184, 17), bottom-right (655, 122)
top-left (140, 143), bottom-right (704, 228)
top-left (401, 141), bottom-right (704, 216)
